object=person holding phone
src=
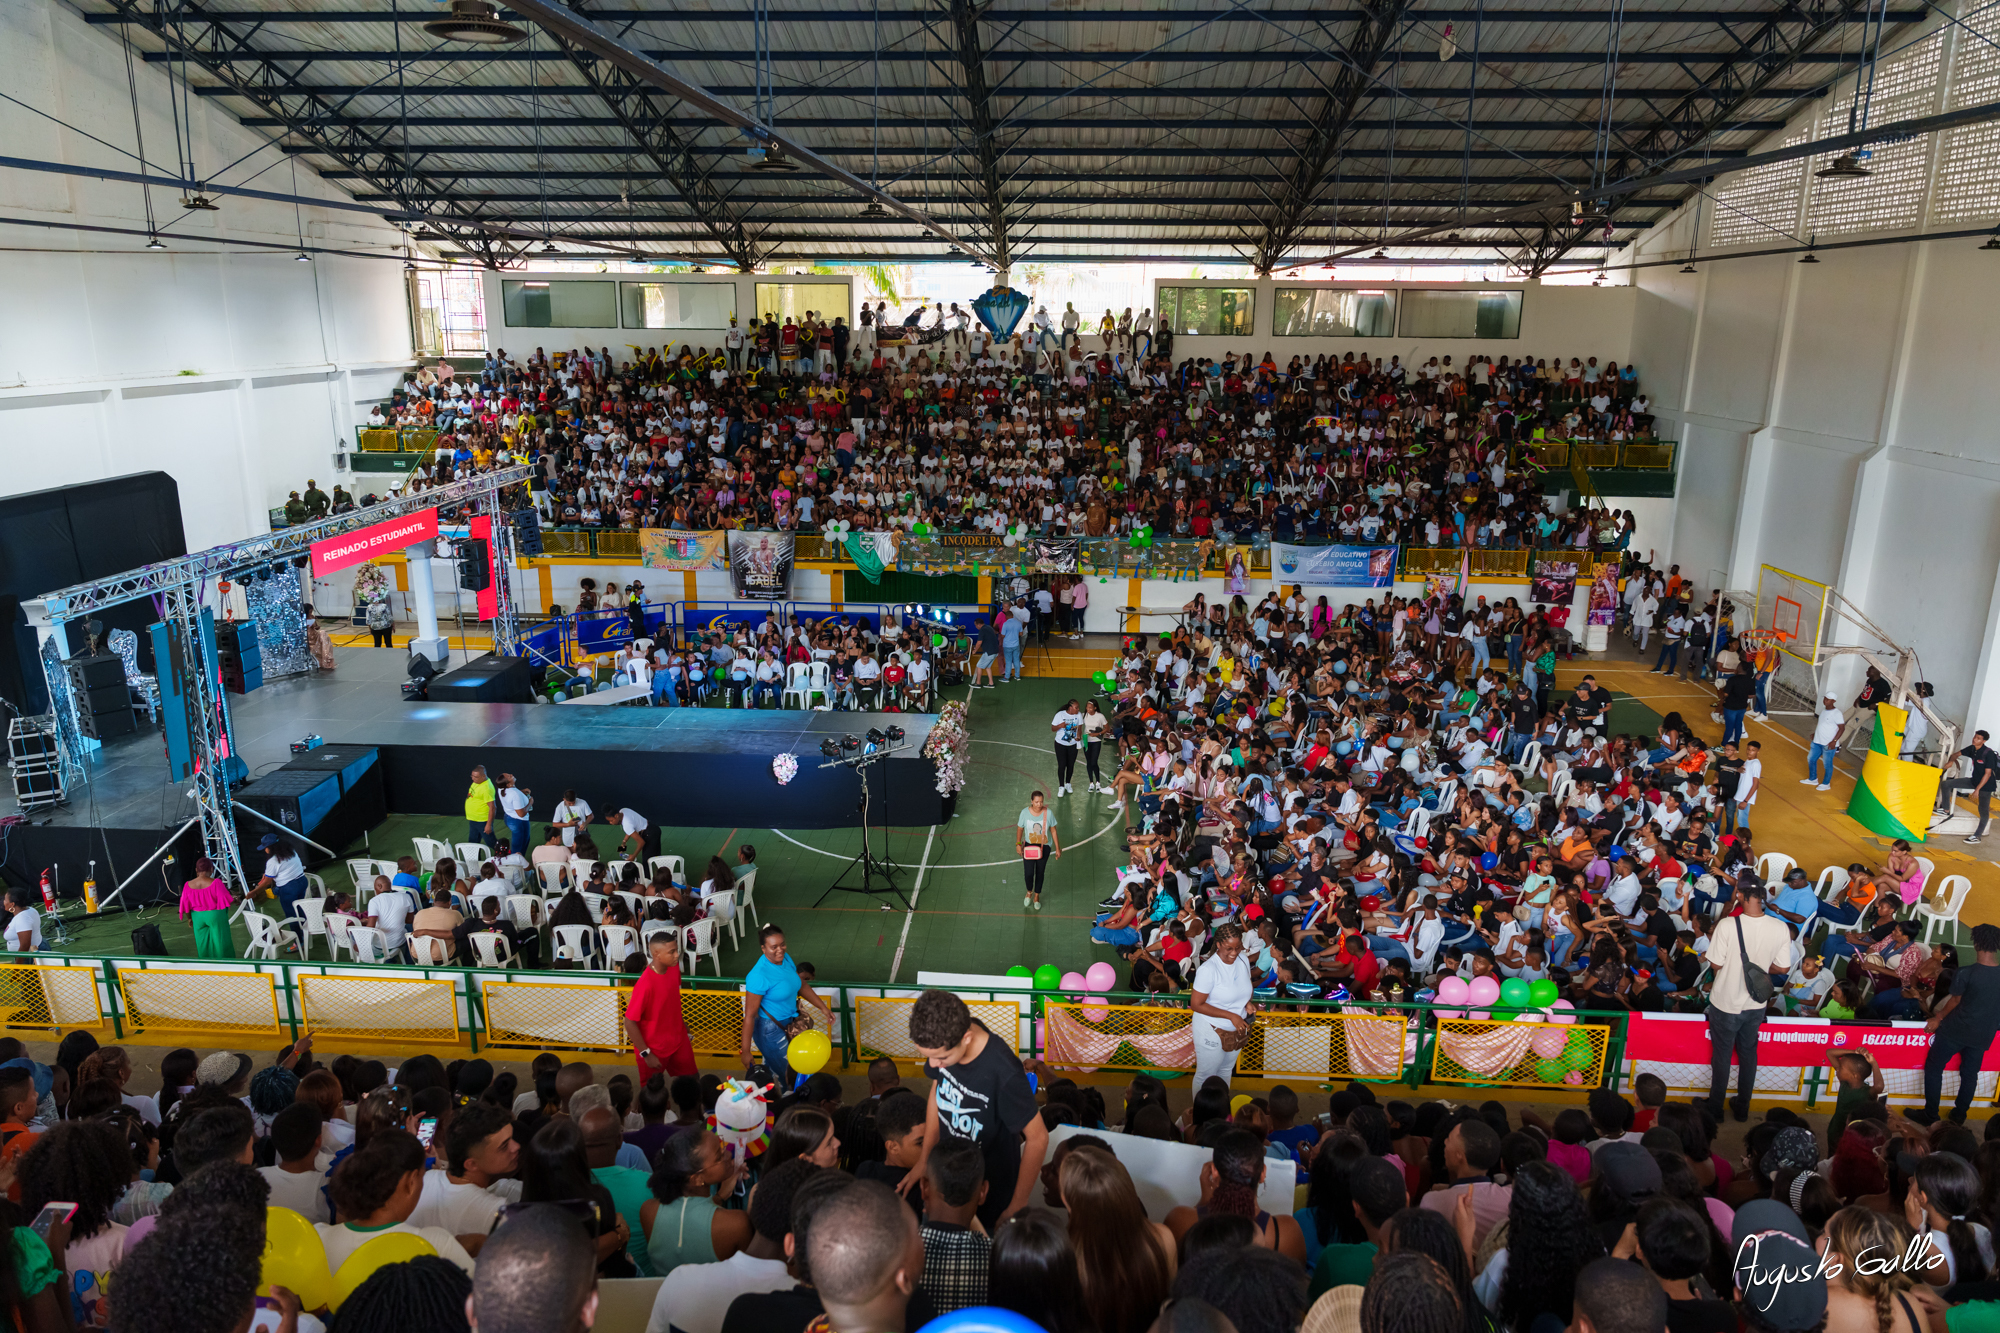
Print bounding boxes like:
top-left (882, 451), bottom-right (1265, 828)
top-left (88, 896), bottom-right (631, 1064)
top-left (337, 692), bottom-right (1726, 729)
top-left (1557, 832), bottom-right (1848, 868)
top-left (1016, 790), bottom-right (1059, 912)
top-left (624, 934), bottom-right (695, 1081)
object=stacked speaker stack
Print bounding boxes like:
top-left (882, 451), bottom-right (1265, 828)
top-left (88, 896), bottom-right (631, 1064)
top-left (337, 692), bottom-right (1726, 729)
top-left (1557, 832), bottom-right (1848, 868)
top-left (63, 652), bottom-right (134, 740)
top-left (217, 621), bottom-right (263, 695)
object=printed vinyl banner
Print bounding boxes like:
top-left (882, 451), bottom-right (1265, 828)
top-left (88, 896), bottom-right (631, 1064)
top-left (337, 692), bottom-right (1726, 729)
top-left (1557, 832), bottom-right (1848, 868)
top-left (1625, 1012), bottom-right (1945, 1071)
top-left (898, 534), bottom-right (1079, 574)
top-left (309, 507), bottom-right (437, 577)
top-left (726, 531), bottom-right (795, 600)
top-left (639, 529), bottom-right (729, 572)
top-left (1270, 544), bottom-right (1398, 588)
top-left (1587, 564), bottom-right (1620, 626)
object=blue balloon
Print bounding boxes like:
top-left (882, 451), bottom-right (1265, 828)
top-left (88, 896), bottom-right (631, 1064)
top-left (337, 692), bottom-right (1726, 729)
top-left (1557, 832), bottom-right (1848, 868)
top-left (1345, 679), bottom-right (1363, 693)
top-left (919, 1310), bottom-right (1050, 1333)
top-left (1334, 740), bottom-right (1354, 756)
top-left (1387, 737), bottom-right (1404, 749)
top-left (1333, 659), bottom-right (1348, 674)
top-left (1480, 852), bottom-right (1499, 871)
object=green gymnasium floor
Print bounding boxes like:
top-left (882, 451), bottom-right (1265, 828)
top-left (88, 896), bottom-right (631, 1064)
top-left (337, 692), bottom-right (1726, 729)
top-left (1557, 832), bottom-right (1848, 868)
top-left (50, 673), bottom-right (1667, 986)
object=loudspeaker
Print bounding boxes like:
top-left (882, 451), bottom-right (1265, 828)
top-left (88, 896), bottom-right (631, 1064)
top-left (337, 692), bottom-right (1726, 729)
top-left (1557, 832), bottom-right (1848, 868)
top-left (455, 538), bottom-right (491, 592)
top-left (509, 508), bottom-right (544, 557)
top-left (77, 705), bottom-right (135, 740)
top-left (64, 654), bottom-right (124, 691)
top-left (238, 744), bottom-right (384, 859)
top-left (74, 683), bottom-right (129, 715)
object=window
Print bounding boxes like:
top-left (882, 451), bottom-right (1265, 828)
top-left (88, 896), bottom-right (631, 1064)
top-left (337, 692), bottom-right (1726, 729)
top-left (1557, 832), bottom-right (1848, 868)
top-left (619, 282), bottom-right (737, 330)
top-left (1157, 287), bottom-right (1254, 337)
top-left (500, 279), bottom-right (616, 328)
top-left (1272, 288), bottom-right (1397, 337)
top-left (755, 281), bottom-right (849, 325)
top-left (1807, 32), bottom-right (1942, 237)
top-left (1710, 125), bottom-right (1810, 247)
top-left (1934, 6), bottom-right (2000, 224)
top-left (1397, 289), bottom-right (1522, 339)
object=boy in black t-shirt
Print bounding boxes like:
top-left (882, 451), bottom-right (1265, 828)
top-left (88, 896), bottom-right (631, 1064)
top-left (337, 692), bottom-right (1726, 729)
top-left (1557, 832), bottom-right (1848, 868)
top-left (903, 990), bottom-right (1047, 1230)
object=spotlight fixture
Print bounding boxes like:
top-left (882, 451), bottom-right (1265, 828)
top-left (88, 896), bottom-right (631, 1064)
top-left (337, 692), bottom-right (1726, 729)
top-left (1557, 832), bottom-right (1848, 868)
top-left (1799, 249), bottom-right (1820, 264)
top-left (1446, 232), bottom-right (1462, 242)
top-left (1371, 248), bottom-right (1388, 260)
top-left (1320, 257), bottom-right (1336, 269)
top-left (840, 734), bottom-right (862, 752)
top-left (865, 727), bottom-right (888, 744)
top-left (422, 0), bottom-right (528, 44)
top-left (540, 239), bottom-right (560, 254)
top-left (885, 724), bottom-right (906, 743)
top-left (180, 194), bottom-right (220, 211)
top-left (752, 143), bottom-right (800, 173)
top-left (819, 738), bottom-right (844, 759)
top-left (1814, 152), bottom-right (1871, 180)
top-left (860, 199), bottom-right (888, 218)
top-left (295, 250), bottom-right (312, 262)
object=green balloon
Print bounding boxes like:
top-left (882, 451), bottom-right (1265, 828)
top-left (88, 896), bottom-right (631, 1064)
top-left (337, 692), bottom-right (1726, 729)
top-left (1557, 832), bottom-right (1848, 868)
top-left (1565, 1030), bottom-right (1592, 1057)
top-left (1564, 1046), bottom-right (1595, 1073)
top-left (712, 667), bottom-right (726, 680)
top-left (1005, 965), bottom-right (1033, 978)
top-left (1032, 964), bottom-right (1061, 991)
top-left (1533, 1057), bottom-right (1565, 1083)
top-left (1499, 978), bottom-right (1532, 1007)
top-left (1528, 978), bottom-right (1560, 1007)
top-left (932, 633), bottom-right (946, 647)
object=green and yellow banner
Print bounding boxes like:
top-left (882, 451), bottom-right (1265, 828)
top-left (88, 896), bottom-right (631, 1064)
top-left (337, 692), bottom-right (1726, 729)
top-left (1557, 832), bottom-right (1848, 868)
top-left (1846, 702), bottom-right (1942, 842)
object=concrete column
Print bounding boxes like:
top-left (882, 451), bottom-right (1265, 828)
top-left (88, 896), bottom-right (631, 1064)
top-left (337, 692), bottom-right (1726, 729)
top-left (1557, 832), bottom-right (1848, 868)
top-left (1725, 428), bottom-right (1777, 593)
top-left (405, 539), bottom-right (449, 664)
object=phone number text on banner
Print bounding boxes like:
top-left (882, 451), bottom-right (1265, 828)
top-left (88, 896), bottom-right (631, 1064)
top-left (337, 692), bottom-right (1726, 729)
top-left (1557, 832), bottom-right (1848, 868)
top-left (1625, 1012), bottom-right (1942, 1070)
top-left (1270, 544), bottom-right (1399, 588)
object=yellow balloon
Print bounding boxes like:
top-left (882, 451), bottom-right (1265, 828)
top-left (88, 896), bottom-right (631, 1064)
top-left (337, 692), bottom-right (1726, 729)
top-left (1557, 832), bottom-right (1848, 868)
top-left (261, 1207), bottom-right (335, 1314)
top-left (1229, 1094), bottom-right (1254, 1115)
top-left (330, 1231), bottom-right (438, 1310)
top-left (787, 1027), bottom-right (832, 1075)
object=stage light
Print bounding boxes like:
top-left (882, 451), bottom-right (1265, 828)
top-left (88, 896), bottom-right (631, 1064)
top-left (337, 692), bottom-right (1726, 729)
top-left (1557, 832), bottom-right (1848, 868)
top-left (819, 738), bottom-right (844, 759)
top-left (866, 727), bottom-right (887, 744)
top-left (885, 725), bottom-right (906, 743)
top-left (841, 734), bottom-right (862, 752)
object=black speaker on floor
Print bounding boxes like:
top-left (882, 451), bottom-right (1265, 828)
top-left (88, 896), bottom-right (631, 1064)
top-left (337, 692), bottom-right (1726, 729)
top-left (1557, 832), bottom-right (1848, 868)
top-left (278, 742), bottom-right (386, 848)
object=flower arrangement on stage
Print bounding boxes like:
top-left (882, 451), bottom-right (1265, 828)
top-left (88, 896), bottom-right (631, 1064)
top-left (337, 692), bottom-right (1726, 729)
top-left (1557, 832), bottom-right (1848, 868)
top-left (352, 561), bottom-right (390, 603)
top-left (923, 700), bottom-right (972, 795)
top-left (772, 752), bottom-right (799, 786)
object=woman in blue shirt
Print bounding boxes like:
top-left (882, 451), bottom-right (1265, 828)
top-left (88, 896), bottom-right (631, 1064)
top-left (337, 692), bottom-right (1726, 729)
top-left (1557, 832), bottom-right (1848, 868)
top-left (738, 923), bottom-right (831, 1082)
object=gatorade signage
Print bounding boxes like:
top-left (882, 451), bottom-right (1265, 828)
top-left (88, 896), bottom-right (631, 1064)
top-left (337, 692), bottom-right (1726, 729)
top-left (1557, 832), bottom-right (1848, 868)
top-left (310, 508), bottom-right (438, 577)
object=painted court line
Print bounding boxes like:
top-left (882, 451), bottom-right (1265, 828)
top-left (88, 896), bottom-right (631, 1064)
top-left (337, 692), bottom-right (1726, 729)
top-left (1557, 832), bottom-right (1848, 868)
top-left (887, 823), bottom-right (938, 983)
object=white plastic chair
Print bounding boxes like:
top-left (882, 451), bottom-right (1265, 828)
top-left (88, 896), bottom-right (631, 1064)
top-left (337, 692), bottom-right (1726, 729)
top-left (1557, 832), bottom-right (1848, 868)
top-left (601, 925), bottom-right (641, 967)
top-left (413, 837), bottom-right (452, 872)
top-left (571, 859), bottom-right (600, 886)
top-left (535, 862), bottom-right (570, 896)
top-left (503, 894), bottom-right (544, 932)
top-left (1757, 852), bottom-right (1798, 885)
top-left (641, 921), bottom-right (678, 951)
top-left (705, 888), bottom-right (740, 949)
top-left (1512, 741), bottom-right (1542, 779)
top-left (684, 917), bottom-right (722, 976)
top-left (1402, 807), bottom-right (1432, 842)
top-left (346, 858), bottom-right (378, 894)
top-left (553, 924), bottom-right (599, 968)
top-left (302, 873), bottom-right (327, 899)
top-left (408, 935), bottom-right (454, 965)
top-left (241, 911), bottom-right (290, 960)
top-left (295, 897), bottom-right (331, 958)
top-left (1914, 856), bottom-right (1937, 901)
top-left (1919, 874), bottom-right (1973, 944)
top-left (649, 855), bottom-right (686, 883)
top-left (734, 868), bottom-right (760, 931)
top-left (806, 660), bottom-right (832, 706)
top-left (614, 890), bottom-right (645, 919)
top-left (346, 926), bottom-right (388, 964)
top-left (470, 931), bottom-right (519, 969)
top-left (323, 913), bottom-right (361, 962)
top-left (455, 843), bottom-right (493, 870)
top-left (1815, 865), bottom-right (1853, 905)
top-left (780, 661), bottom-right (815, 710)
top-left (582, 891), bottom-right (608, 920)
top-left (1433, 777), bottom-right (1460, 811)
top-left (1547, 771), bottom-right (1574, 806)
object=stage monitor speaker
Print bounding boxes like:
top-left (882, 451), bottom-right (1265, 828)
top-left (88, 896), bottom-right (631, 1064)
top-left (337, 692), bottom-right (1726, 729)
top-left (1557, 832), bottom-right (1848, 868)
top-left (236, 768), bottom-right (345, 857)
top-left (278, 742), bottom-right (385, 841)
top-left (429, 652), bottom-right (532, 704)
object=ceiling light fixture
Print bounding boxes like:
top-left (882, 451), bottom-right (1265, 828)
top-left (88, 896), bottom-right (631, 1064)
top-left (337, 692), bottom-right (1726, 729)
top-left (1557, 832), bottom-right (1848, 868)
top-left (422, 0), bottom-right (528, 44)
top-left (180, 194), bottom-right (219, 211)
top-left (1371, 248), bottom-right (1388, 260)
top-left (295, 250), bottom-right (312, 262)
top-left (1799, 248), bottom-right (1820, 263)
top-left (752, 143), bottom-right (799, 173)
top-left (145, 236), bottom-right (166, 250)
top-left (1980, 231), bottom-right (2000, 251)
top-left (540, 239), bottom-right (560, 254)
top-left (1814, 151), bottom-right (1871, 179)
top-left (860, 199), bottom-right (888, 218)
top-left (1679, 261), bottom-right (1698, 273)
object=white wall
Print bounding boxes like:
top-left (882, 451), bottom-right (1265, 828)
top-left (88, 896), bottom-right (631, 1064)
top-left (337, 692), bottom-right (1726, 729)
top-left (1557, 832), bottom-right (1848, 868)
top-left (1631, 76), bottom-right (2000, 730)
top-left (0, 0), bottom-right (414, 551)
top-left (1158, 281), bottom-right (1636, 370)
top-left (477, 272), bottom-right (853, 361)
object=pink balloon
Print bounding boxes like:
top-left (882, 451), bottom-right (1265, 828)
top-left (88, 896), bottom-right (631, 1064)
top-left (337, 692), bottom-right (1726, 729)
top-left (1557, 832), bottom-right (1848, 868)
top-left (1563, 1070), bottom-right (1585, 1085)
top-left (1435, 1008), bottom-right (1464, 1020)
top-left (1436, 976), bottom-right (1471, 1005)
top-left (1084, 961), bottom-right (1118, 992)
top-left (1059, 971), bottom-right (1086, 991)
top-left (1082, 997), bottom-right (1109, 1022)
top-left (1468, 975), bottom-right (1502, 1006)
top-left (1531, 1029), bottom-right (1566, 1059)
top-left (1549, 999), bottom-right (1576, 1025)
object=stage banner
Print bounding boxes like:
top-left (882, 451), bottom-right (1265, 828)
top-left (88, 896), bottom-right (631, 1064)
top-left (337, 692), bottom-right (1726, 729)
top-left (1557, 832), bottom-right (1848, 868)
top-left (309, 507), bottom-right (438, 577)
top-left (1270, 544), bottom-right (1398, 588)
top-left (639, 529), bottom-right (728, 572)
top-left (898, 533), bottom-right (1078, 574)
top-left (1849, 703), bottom-right (1945, 842)
top-left (1587, 563), bottom-right (1620, 626)
top-left (1624, 1012), bottom-right (1942, 1070)
top-left (727, 531), bottom-right (795, 600)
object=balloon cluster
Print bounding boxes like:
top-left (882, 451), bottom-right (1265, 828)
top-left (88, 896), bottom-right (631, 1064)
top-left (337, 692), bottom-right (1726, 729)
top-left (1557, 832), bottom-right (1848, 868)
top-left (911, 521), bottom-right (934, 537)
top-left (1008, 959), bottom-right (1118, 1021)
top-left (1001, 523), bottom-right (1028, 548)
top-left (1091, 669), bottom-right (1117, 690)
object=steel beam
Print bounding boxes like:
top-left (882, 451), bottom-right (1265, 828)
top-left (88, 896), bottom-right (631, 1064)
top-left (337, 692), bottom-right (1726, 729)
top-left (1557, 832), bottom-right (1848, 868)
top-left (139, 45), bottom-right (1879, 64)
top-left (945, 0), bottom-right (1013, 269)
top-left (247, 114), bottom-right (1794, 132)
top-left (200, 82), bottom-right (1831, 102)
top-left (84, 7), bottom-right (1927, 23)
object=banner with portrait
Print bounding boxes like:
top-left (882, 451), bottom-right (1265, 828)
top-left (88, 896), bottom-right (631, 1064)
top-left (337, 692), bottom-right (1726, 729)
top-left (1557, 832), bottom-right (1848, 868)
top-left (639, 529), bottom-right (728, 572)
top-left (1270, 544), bottom-right (1398, 588)
top-left (1530, 558), bottom-right (1579, 607)
top-left (727, 531), bottom-right (795, 600)
top-left (1587, 563), bottom-right (1620, 626)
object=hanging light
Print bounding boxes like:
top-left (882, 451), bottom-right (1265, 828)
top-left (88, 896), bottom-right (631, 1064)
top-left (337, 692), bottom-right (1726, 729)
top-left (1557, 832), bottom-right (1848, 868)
top-left (1371, 248), bottom-right (1388, 260)
top-left (1981, 232), bottom-right (2000, 251)
top-left (180, 193), bottom-right (219, 211)
top-left (1320, 257), bottom-right (1336, 269)
top-left (423, 0), bottom-right (527, 44)
top-left (752, 143), bottom-right (799, 173)
top-left (540, 239), bottom-right (560, 254)
top-left (1679, 261), bottom-right (1698, 273)
top-left (145, 235), bottom-right (167, 250)
top-left (860, 199), bottom-right (888, 218)
top-left (295, 250), bottom-right (312, 262)
top-left (1799, 248), bottom-right (1821, 264)
top-left (1815, 152), bottom-right (1870, 179)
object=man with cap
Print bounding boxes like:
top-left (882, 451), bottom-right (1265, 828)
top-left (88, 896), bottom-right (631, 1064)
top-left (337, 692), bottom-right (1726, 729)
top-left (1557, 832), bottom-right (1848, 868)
top-left (1803, 693), bottom-right (1846, 793)
top-left (1730, 1199), bottom-right (1828, 1333)
top-left (1768, 869), bottom-right (1822, 932)
top-left (1698, 881), bottom-right (1789, 1122)
top-left (1921, 922), bottom-right (2000, 1124)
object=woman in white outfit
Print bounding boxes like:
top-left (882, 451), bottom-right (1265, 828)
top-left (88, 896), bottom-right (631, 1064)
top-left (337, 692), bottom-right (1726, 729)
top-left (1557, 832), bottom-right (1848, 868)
top-left (1189, 924), bottom-right (1254, 1088)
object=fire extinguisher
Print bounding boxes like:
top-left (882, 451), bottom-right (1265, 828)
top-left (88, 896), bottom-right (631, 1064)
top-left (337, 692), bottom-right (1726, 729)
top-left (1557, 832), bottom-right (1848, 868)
top-left (83, 861), bottom-right (99, 915)
top-left (37, 870), bottom-right (54, 914)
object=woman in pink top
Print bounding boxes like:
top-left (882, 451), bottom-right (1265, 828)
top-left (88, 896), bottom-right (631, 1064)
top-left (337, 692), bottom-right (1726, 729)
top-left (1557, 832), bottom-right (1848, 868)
top-left (178, 857), bottom-right (236, 959)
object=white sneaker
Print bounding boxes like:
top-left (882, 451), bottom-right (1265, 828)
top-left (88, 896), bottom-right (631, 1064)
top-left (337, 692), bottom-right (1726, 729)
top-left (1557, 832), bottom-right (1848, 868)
top-left (1106, 799), bottom-right (1125, 810)
top-left (1817, 784), bottom-right (1832, 792)
top-left (1800, 778), bottom-right (1818, 785)
top-left (1024, 894), bottom-right (1032, 907)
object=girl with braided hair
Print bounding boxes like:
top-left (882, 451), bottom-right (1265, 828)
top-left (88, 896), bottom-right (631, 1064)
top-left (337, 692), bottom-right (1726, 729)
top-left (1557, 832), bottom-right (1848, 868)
top-left (1362, 1250), bottom-right (1468, 1333)
top-left (327, 1254), bottom-right (472, 1333)
top-left (1164, 1127), bottom-right (1307, 1262)
top-left (1821, 1206), bottom-right (1928, 1333)
top-left (1478, 1159), bottom-right (1603, 1328)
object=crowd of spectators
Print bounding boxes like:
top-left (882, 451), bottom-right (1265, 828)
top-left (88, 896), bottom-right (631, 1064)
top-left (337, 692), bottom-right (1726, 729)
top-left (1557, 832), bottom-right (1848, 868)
top-left (352, 314), bottom-right (1652, 554)
top-left (12, 987), bottom-right (2000, 1333)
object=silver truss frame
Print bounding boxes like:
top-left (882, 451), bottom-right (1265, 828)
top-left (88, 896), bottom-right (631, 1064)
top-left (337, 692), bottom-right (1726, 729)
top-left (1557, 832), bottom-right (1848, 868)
top-left (35, 468), bottom-right (532, 894)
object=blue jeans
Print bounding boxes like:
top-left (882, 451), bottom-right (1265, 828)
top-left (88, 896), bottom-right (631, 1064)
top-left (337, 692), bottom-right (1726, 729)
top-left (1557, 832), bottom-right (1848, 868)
top-left (1819, 900), bottom-right (1861, 927)
top-left (1507, 634), bottom-right (1524, 672)
top-left (1723, 710), bottom-right (1747, 745)
top-left (1092, 916), bottom-right (1141, 948)
top-left (1869, 988), bottom-right (1923, 1020)
top-left (1365, 936), bottom-right (1411, 964)
top-left (1549, 929), bottom-right (1577, 969)
top-left (505, 817), bottom-right (531, 857)
top-left (1003, 643), bottom-right (1023, 679)
top-left (276, 879), bottom-right (308, 923)
top-left (1754, 673), bottom-right (1771, 714)
top-left (1807, 742), bottom-right (1836, 784)
top-left (652, 673), bottom-right (680, 706)
top-left (753, 1007), bottom-right (795, 1083)
top-left (468, 820), bottom-right (490, 846)
top-left (1470, 640), bottom-right (1490, 672)
top-left (754, 680), bottom-right (780, 708)
top-left (1654, 641), bottom-right (1680, 673)
top-left (1702, 1004), bottom-right (1764, 1112)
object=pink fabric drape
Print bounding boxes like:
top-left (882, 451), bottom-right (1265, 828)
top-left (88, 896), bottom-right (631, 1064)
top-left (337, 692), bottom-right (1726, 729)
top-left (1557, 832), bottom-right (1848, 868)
top-left (1043, 1003), bottom-right (1194, 1073)
top-left (1437, 1024), bottom-right (1535, 1077)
